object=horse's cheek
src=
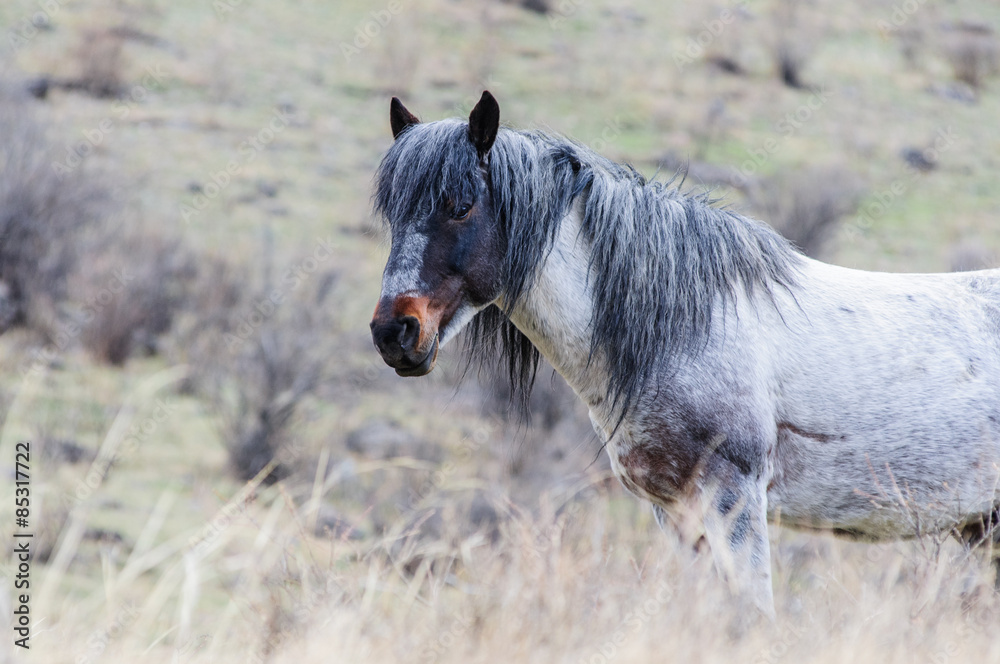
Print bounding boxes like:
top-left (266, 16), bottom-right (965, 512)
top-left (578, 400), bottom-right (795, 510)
top-left (464, 228), bottom-right (504, 303)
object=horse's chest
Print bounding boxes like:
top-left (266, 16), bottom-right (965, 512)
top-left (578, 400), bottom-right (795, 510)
top-left (597, 408), bottom-right (754, 507)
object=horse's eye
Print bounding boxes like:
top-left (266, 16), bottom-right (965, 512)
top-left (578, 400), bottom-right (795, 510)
top-left (452, 203), bottom-right (472, 220)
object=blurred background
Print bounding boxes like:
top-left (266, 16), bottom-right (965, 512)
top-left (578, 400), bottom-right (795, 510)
top-left (1, 0), bottom-right (999, 662)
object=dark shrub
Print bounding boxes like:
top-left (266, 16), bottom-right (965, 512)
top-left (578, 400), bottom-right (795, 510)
top-left (751, 166), bottom-right (863, 259)
top-left (0, 84), bottom-right (112, 337)
top-left (174, 258), bottom-right (339, 483)
top-left (942, 23), bottom-right (999, 92)
top-left (78, 230), bottom-right (199, 365)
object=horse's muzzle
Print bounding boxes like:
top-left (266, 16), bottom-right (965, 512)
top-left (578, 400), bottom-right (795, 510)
top-left (370, 314), bottom-right (439, 377)
top-left (393, 334), bottom-right (439, 376)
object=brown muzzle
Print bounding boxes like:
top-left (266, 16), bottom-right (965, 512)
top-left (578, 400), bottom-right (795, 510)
top-left (370, 294), bottom-right (442, 376)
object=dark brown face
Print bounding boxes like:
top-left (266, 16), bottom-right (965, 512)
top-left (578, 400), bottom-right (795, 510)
top-left (370, 190), bottom-right (504, 376)
top-left (370, 92), bottom-right (504, 377)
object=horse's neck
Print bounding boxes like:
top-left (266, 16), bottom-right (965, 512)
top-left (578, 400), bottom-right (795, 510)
top-left (503, 203), bottom-right (612, 418)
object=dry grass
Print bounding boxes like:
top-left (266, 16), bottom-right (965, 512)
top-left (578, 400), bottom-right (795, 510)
top-left (18, 472), bottom-right (1000, 664)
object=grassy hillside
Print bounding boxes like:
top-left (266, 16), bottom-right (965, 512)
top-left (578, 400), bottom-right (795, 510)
top-left (1, 0), bottom-right (999, 662)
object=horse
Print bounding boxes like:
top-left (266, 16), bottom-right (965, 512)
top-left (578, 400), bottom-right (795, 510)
top-left (369, 90), bottom-right (1000, 614)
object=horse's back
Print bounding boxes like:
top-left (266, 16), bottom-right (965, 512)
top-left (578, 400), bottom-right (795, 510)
top-left (764, 260), bottom-right (1000, 536)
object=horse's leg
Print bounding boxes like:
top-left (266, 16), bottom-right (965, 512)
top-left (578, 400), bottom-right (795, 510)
top-left (696, 462), bottom-right (775, 618)
top-left (957, 507), bottom-right (1000, 591)
top-left (652, 502), bottom-right (710, 554)
top-left (982, 511), bottom-right (1000, 591)
top-left (989, 509), bottom-right (1000, 591)
top-left (652, 503), bottom-right (668, 530)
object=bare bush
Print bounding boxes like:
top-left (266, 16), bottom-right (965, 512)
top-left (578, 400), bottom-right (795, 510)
top-left (941, 24), bottom-right (999, 92)
top-left (78, 230), bottom-right (199, 365)
top-left (73, 28), bottom-right (126, 98)
top-left (166, 255), bottom-right (246, 367)
top-left (895, 27), bottom-right (927, 69)
top-left (345, 419), bottom-right (443, 463)
top-left (659, 151), bottom-right (752, 194)
top-left (175, 261), bottom-right (338, 483)
top-left (0, 85), bottom-right (113, 336)
top-left (768, 0), bottom-right (814, 89)
top-left (950, 241), bottom-right (996, 272)
top-left (658, 157), bottom-right (862, 259)
top-left (0, 79), bottom-right (202, 362)
top-left (221, 323), bottom-right (322, 483)
top-left (751, 165), bottom-right (863, 258)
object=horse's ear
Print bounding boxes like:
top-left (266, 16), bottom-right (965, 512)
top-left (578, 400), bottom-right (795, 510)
top-left (390, 97), bottom-right (420, 139)
top-left (468, 90), bottom-right (499, 160)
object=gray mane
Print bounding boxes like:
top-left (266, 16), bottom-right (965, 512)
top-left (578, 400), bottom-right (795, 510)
top-left (374, 121), bottom-right (803, 420)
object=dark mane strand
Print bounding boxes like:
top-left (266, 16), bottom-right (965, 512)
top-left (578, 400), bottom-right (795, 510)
top-left (462, 305), bottom-right (539, 416)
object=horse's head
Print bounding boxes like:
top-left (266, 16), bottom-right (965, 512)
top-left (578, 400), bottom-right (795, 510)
top-left (370, 91), bottom-right (504, 376)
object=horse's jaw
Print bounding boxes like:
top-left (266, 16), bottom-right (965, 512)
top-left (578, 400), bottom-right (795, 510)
top-left (437, 302), bottom-right (484, 348)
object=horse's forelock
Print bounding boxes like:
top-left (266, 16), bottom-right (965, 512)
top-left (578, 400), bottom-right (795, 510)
top-left (373, 120), bottom-right (480, 230)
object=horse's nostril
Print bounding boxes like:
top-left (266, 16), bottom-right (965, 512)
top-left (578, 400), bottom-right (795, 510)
top-left (397, 316), bottom-right (420, 351)
top-left (371, 315), bottom-right (423, 364)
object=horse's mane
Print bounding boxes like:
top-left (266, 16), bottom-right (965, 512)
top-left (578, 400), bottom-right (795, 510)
top-left (374, 120), bottom-right (802, 421)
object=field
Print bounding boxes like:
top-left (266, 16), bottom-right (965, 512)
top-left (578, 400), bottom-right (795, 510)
top-left (1, 0), bottom-right (1000, 662)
